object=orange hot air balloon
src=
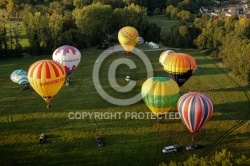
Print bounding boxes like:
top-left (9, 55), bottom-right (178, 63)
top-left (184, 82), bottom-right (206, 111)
top-left (118, 26), bottom-right (139, 53)
top-left (163, 53), bottom-right (196, 87)
top-left (28, 59), bottom-right (66, 108)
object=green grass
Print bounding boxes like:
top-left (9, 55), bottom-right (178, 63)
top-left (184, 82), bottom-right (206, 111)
top-left (148, 15), bottom-right (180, 28)
top-left (0, 47), bottom-right (250, 165)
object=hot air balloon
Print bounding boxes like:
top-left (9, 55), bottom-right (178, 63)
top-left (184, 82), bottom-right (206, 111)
top-left (163, 53), bottom-right (196, 87)
top-left (52, 45), bottom-right (81, 86)
top-left (118, 26), bottom-right (139, 54)
top-left (10, 69), bottom-right (30, 90)
top-left (141, 77), bottom-right (180, 116)
top-left (177, 92), bottom-right (213, 137)
top-left (159, 50), bottom-right (175, 65)
top-left (10, 69), bottom-right (28, 85)
top-left (28, 59), bottom-right (66, 108)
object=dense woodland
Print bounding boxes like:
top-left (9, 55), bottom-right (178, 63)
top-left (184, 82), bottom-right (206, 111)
top-left (0, 0), bottom-right (249, 84)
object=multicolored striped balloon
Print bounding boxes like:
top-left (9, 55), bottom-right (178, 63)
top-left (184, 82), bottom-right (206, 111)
top-left (141, 77), bottom-right (180, 115)
top-left (52, 45), bottom-right (81, 75)
top-left (10, 69), bottom-right (28, 85)
top-left (159, 50), bottom-right (175, 65)
top-left (177, 92), bottom-right (213, 135)
top-left (28, 60), bottom-right (66, 106)
top-left (118, 26), bottom-right (139, 52)
top-left (163, 53), bottom-right (196, 87)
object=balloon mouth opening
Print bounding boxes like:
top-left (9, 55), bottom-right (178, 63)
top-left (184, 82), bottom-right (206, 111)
top-left (42, 96), bottom-right (53, 103)
top-left (152, 77), bottom-right (170, 82)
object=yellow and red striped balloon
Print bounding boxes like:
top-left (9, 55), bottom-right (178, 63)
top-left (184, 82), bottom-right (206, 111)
top-left (28, 59), bottom-right (66, 107)
top-left (118, 26), bottom-right (139, 52)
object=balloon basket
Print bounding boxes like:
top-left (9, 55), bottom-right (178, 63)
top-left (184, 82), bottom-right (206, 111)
top-left (66, 76), bottom-right (70, 86)
top-left (47, 104), bottom-right (51, 109)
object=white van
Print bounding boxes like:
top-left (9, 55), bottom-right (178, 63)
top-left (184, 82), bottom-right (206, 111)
top-left (162, 145), bottom-right (179, 153)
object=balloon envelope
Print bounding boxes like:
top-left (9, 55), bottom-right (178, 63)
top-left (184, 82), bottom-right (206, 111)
top-left (10, 69), bottom-right (28, 85)
top-left (141, 77), bottom-right (180, 115)
top-left (163, 53), bottom-right (196, 87)
top-left (159, 50), bottom-right (175, 65)
top-left (28, 59), bottom-right (66, 104)
top-left (52, 45), bottom-right (81, 75)
top-left (177, 92), bottom-right (213, 134)
top-left (118, 26), bottom-right (139, 52)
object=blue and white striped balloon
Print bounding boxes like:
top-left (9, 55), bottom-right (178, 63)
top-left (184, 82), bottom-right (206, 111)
top-left (10, 69), bottom-right (28, 85)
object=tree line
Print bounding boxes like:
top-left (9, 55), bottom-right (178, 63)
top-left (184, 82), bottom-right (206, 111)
top-left (193, 14), bottom-right (250, 85)
top-left (160, 149), bottom-right (250, 166)
top-left (0, 0), bottom-right (215, 56)
top-left (0, 0), bottom-right (249, 84)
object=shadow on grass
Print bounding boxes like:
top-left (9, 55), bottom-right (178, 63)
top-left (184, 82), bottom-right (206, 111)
top-left (194, 66), bottom-right (230, 76)
top-left (195, 58), bottom-right (221, 66)
top-left (211, 101), bottom-right (250, 121)
top-left (207, 86), bottom-right (250, 92)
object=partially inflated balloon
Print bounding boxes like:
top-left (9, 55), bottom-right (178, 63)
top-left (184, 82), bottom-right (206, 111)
top-left (28, 60), bottom-right (66, 107)
top-left (177, 92), bottom-right (213, 135)
top-left (159, 50), bottom-right (175, 65)
top-left (163, 53), bottom-right (196, 87)
top-left (118, 26), bottom-right (139, 52)
top-left (52, 45), bottom-right (81, 75)
top-left (141, 77), bottom-right (180, 116)
top-left (10, 69), bottom-right (28, 85)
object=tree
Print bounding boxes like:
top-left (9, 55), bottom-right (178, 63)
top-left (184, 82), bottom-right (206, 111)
top-left (47, 12), bottom-right (63, 49)
top-left (94, 0), bottom-right (125, 8)
top-left (144, 23), bottom-right (160, 42)
top-left (47, 1), bottom-right (65, 15)
top-left (113, 3), bottom-right (148, 33)
top-left (170, 7), bottom-right (179, 20)
top-left (177, 10), bottom-right (191, 22)
top-left (72, 2), bottom-right (113, 46)
top-left (73, 0), bottom-right (92, 9)
top-left (160, 149), bottom-right (250, 166)
top-left (153, 8), bottom-right (161, 15)
top-left (165, 5), bottom-right (175, 19)
top-left (0, 21), bottom-right (8, 57)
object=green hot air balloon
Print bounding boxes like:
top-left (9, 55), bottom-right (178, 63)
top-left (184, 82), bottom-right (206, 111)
top-left (141, 77), bottom-right (180, 116)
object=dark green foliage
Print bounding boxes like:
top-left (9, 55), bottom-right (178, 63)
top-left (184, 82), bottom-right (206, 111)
top-left (160, 149), bottom-right (250, 166)
top-left (193, 15), bottom-right (250, 85)
top-left (0, 22), bottom-right (8, 56)
top-left (144, 23), bottom-right (160, 43)
top-left (160, 22), bottom-right (199, 48)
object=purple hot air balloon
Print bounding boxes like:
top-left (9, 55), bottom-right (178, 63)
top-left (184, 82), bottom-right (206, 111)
top-left (177, 92), bottom-right (213, 135)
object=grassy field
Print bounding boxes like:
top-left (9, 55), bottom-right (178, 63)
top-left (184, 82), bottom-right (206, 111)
top-left (148, 15), bottom-right (180, 28)
top-left (0, 44), bottom-right (250, 165)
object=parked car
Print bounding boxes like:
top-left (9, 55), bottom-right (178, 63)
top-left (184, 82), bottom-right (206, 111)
top-left (162, 145), bottom-right (179, 153)
top-left (95, 136), bottom-right (104, 147)
top-left (39, 133), bottom-right (46, 144)
top-left (125, 76), bottom-right (130, 81)
top-left (195, 144), bottom-right (205, 149)
top-left (97, 40), bottom-right (110, 50)
top-left (186, 144), bottom-right (205, 150)
top-left (186, 145), bottom-right (194, 150)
